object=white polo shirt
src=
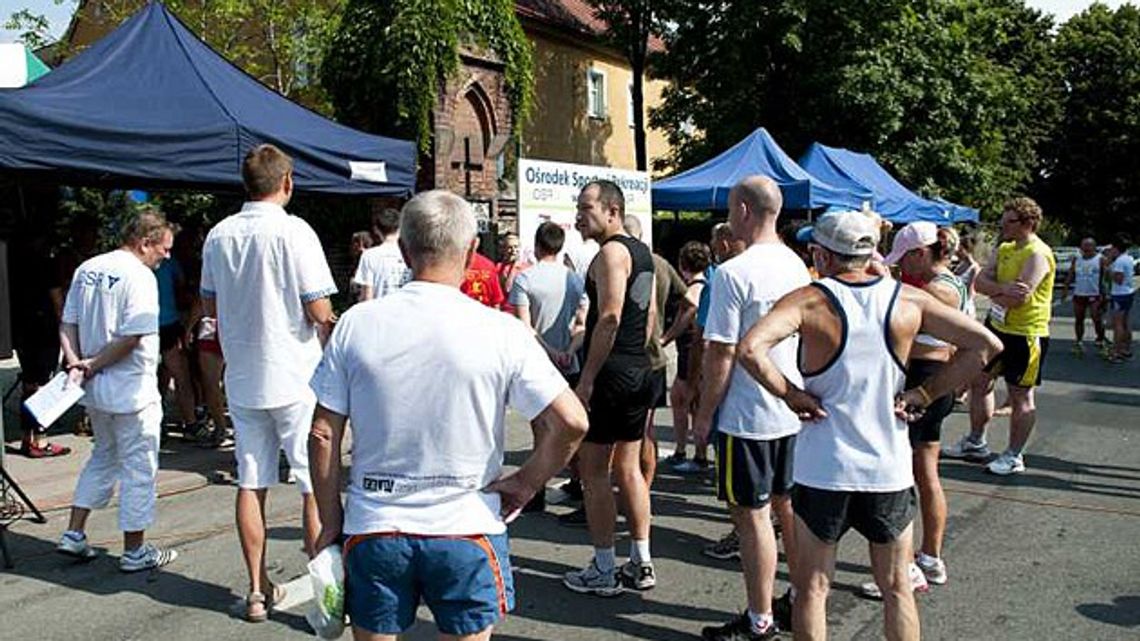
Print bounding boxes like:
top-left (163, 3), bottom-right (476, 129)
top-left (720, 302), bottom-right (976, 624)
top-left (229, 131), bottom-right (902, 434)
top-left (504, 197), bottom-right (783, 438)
top-left (703, 243), bottom-right (810, 441)
top-left (1111, 254), bottom-right (1136, 296)
top-left (62, 249), bottom-right (162, 414)
top-left (200, 201), bottom-right (337, 409)
top-left (352, 240), bottom-right (410, 298)
top-left (311, 281), bottom-right (567, 536)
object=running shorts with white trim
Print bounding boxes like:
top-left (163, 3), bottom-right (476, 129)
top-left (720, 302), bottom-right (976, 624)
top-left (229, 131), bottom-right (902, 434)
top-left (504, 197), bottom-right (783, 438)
top-left (1111, 293), bottom-right (1135, 314)
top-left (715, 432), bottom-right (795, 508)
top-left (792, 484), bottom-right (916, 545)
top-left (983, 320), bottom-right (1049, 388)
top-left (344, 532), bottom-right (514, 636)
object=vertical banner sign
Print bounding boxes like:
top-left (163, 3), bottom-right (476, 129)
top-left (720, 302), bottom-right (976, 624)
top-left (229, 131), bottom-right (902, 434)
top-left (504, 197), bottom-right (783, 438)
top-left (517, 158), bottom-right (652, 264)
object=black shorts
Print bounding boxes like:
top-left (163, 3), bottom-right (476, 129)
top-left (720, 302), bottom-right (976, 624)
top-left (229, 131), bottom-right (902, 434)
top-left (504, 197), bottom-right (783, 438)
top-left (675, 338), bottom-right (692, 382)
top-left (715, 432), bottom-right (795, 508)
top-left (160, 321), bottom-right (185, 352)
top-left (792, 485), bottom-right (916, 545)
top-left (906, 359), bottom-right (954, 445)
top-left (584, 358), bottom-right (655, 445)
top-left (649, 366), bottom-right (667, 409)
top-left (984, 321), bottom-right (1049, 388)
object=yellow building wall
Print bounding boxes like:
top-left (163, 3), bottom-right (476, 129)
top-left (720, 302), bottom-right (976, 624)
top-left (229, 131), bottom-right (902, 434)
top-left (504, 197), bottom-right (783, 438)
top-left (522, 29), bottom-right (671, 174)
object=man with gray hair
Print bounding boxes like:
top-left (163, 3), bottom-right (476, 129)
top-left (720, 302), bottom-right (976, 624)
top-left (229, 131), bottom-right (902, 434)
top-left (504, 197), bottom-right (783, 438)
top-left (309, 190), bottom-right (588, 639)
top-left (56, 209), bottom-right (179, 572)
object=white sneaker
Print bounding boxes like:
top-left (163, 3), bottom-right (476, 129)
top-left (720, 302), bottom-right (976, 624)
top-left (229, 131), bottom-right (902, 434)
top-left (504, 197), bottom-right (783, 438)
top-left (986, 452), bottom-right (1026, 476)
top-left (119, 543), bottom-right (178, 573)
top-left (563, 559), bottom-right (623, 596)
top-left (619, 560), bottom-right (656, 590)
top-left (915, 554), bottom-right (948, 585)
top-left (56, 531), bottom-right (96, 559)
top-left (942, 435), bottom-right (991, 461)
top-left (860, 562), bottom-right (930, 599)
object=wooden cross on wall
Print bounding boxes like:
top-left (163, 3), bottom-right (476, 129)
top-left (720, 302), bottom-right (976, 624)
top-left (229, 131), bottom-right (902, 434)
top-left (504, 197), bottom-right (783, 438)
top-left (451, 136), bottom-right (485, 198)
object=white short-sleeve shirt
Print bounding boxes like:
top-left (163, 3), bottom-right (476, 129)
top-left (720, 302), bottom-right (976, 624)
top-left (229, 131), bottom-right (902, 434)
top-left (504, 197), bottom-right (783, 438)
top-left (703, 243), bottom-right (810, 441)
top-left (1111, 254), bottom-right (1135, 296)
top-left (200, 201), bottom-right (337, 409)
top-left (62, 249), bottom-right (162, 414)
top-left (352, 240), bottom-right (411, 298)
top-left (311, 281), bottom-right (568, 536)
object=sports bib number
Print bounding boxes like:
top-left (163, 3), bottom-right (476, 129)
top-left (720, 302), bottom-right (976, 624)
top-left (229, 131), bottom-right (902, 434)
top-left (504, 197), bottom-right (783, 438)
top-left (989, 303), bottom-right (1008, 325)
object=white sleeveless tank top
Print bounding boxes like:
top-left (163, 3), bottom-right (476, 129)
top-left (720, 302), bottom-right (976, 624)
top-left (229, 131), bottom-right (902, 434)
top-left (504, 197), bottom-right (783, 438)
top-left (1073, 254), bottom-right (1102, 297)
top-left (795, 276), bottom-right (913, 492)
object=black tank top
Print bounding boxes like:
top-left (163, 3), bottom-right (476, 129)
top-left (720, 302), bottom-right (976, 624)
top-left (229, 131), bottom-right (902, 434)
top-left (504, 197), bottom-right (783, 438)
top-left (585, 234), bottom-right (655, 364)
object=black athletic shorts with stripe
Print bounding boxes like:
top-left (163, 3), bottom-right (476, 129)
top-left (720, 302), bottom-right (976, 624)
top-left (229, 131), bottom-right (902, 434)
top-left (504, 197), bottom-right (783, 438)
top-left (984, 320), bottom-right (1049, 388)
top-left (714, 432), bottom-right (795, 508)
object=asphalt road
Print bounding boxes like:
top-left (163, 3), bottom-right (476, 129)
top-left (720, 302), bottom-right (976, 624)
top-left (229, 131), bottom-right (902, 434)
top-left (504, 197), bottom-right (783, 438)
top-left (2, 308), bottom-right (1138, 640)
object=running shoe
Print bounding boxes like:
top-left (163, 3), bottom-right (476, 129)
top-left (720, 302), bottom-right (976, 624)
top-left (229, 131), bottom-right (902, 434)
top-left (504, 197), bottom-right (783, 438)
top-left (1072, 341), bottom-right (1085, 357)
top-left (941, 435), bottom-right (991, 461)
top-left (673, 459), bottom-right (704, 474)
top-left (560, 478), bottom-right (584, 502)
top-left (986, 451), bottom-right (1026, 476)
top-left (915, 554), bottom-right (948, 585)
top-left (701, 611), bottom-right (779, 641)
top-left (702, 529), bottom-right (741, 560)
top-left (619, 560), bottom-right (657, 590)
top-left (666, 451), bottom-right (687, 468)
top-left (56, 531), bottom-right (97, 560)
top-left (860, 562), bottom-right (929, 599)
top-left (773, 589), bottom-right (793, 632)
top-left (119, 543), bottom-right (178, 573)
top-left (563, 560), bottom-right (623, 596)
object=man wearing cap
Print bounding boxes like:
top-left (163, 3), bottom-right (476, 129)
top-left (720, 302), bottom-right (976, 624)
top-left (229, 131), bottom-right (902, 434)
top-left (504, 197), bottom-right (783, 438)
top-left (943, 197), bottom-right (1055, 475)
top-left (693, 176), bottom-right (810, 640)
top-left (737, 210), bottom-right (1001, 641)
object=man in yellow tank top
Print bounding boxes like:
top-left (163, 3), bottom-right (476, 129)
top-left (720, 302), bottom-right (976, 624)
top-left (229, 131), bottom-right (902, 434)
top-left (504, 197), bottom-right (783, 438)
top-left (943, 198), bottom-right (1055, 475)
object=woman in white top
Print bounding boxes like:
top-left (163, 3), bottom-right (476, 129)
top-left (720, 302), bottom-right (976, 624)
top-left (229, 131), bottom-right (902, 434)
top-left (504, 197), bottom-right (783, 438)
top-left (1106, 238), bottom-right (1136, 362)
top-left (882, 222), bottom-right (970, 589)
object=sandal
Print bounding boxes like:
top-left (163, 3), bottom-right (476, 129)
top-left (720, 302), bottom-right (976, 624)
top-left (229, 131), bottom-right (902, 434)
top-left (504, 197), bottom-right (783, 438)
top-left (245, 583), bottom-right (286, 623)
top-left (23, 442), bottom-right (71, 458)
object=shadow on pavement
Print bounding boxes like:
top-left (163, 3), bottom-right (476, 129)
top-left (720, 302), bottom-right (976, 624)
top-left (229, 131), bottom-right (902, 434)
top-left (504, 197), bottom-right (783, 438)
top-left (940, 458), bottom-right (1140, 502)
top-left (1076, 595), bottom-right (1140, 628)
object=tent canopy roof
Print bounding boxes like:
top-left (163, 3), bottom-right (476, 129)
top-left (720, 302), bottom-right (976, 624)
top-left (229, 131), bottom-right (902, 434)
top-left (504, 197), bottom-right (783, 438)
top-left (799, 143), bottom-right (978, 224)
top-left (651, 128), bottom-right (871, 211)
top-left (0, 2), bottom-right (415, 195)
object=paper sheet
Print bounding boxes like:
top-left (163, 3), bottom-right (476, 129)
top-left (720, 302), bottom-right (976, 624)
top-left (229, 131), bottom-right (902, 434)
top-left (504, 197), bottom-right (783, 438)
top-left (23, 371), bottom-right (85, 429)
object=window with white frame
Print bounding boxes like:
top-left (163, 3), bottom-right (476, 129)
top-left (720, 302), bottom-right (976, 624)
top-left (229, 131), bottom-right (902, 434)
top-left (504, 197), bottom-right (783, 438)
top-left (587, 68), bottom-right (606, 119)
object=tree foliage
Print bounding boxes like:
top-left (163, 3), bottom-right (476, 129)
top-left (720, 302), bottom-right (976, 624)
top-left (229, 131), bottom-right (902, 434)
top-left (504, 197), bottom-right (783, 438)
top-left (322, 0), bottom-right (535, 152)
top-left (651, 0), bottom-right (1062, 216)
top-left (62, 0), bottom-right (342, 112)
top-left (3, 1), bottom-right (68, 50)
top-left (1043, 3), bottom-right (1140, 238)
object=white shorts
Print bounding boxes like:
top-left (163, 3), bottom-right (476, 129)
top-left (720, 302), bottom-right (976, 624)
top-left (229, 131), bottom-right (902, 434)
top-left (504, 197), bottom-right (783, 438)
top-left (73, 403), bottom-right (162, 532)
top-left (231, 396), bottom-right (315, 493)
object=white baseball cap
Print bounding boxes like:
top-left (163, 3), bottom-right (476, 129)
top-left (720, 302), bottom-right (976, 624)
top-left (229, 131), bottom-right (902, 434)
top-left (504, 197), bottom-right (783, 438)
top-left (885, 221), bottom-right (940, 265)
top-left (800, 210), bottom-right (882, 257)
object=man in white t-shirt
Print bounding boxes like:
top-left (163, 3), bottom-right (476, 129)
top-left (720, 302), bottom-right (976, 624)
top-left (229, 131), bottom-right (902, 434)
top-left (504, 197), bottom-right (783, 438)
top-left (309, 190), bottom-right (588, 639)
top-left (692, 176), bottom-right (810, 639)
top-left (200, 144), bottom-right (338, 622)
top-left (353, 207), bottom-right (410, 301)
top-left (736, 210), bottom-right (1001, 641)
top-left (1106, 237), bottom-right (1135, 362)
top-left (55, 210), bottom-right (179, 573)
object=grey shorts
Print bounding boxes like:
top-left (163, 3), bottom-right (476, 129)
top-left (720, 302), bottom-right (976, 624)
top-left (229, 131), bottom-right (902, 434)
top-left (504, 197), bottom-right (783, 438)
top-left (792, 485), bottom-right (916, 545)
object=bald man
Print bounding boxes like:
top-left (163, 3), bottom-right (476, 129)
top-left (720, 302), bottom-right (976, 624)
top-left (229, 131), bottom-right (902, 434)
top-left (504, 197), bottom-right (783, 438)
top-left (693, 176), bottom-right (810, 639)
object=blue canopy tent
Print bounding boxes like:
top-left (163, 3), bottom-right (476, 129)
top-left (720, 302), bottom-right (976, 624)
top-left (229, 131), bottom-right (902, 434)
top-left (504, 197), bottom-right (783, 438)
top-left (933, 197), bottom-right (980, 225)
top-left (799, 144), bottom-right (978, 224)
top-left (0, 2), bottom-right (415, 195)
top-left (652, 128), bottom-right (871, 211)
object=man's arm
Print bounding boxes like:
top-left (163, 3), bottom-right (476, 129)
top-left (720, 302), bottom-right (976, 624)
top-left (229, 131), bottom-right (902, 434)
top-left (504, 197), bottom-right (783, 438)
top-left (358, 284), bottom-right (374, 302)
top-left (575, 244), bottom-right (630, 404)
top-left (974, 252), bottom-right (1003, 297)
top-left (898, 291), bottom-right (1003, 408)
top-left (1003, 252), bottom-right (1050, 306)
top-left (202, 296), bottom-right (216, 318)
top-left (1112, 259), bottom-right (1128, 285)
top-left (486, 389), bottom-right (588, 518)
top-left (691, 341), bottom-right (735, 445)
top-left (308, 405), bottom-right (346, 552)
top-left (60, 321), bottom-right (142, 381)
top-left (737, 288), bottom-right (828, 420)
top-left (305, 298), bottom-right (337, 346)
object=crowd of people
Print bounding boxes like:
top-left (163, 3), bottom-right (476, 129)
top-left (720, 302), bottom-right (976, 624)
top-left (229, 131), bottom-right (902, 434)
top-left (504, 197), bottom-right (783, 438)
top-left (18, 142), bottom-right (1135, 640)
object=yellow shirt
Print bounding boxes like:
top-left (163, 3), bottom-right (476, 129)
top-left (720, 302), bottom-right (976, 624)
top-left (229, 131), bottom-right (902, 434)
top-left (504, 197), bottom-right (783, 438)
top-left (990, 236), bottom-right (1055, 336)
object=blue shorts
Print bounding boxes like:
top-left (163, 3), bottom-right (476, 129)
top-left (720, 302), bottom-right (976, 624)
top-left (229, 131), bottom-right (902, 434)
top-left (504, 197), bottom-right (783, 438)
top-left (344, 532), bottom-right (514, 636)
top-left (1111, 293), bottom-right (1134, 314)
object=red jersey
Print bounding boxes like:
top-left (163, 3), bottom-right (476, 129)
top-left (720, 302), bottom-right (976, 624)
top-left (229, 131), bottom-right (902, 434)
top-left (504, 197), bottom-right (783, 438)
top-left (461, 252), bottom-right (505, 308)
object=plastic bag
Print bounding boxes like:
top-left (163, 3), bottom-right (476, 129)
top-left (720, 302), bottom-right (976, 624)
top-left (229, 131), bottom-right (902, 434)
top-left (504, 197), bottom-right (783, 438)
top-left (305, 545), bottom-right (346, 639)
